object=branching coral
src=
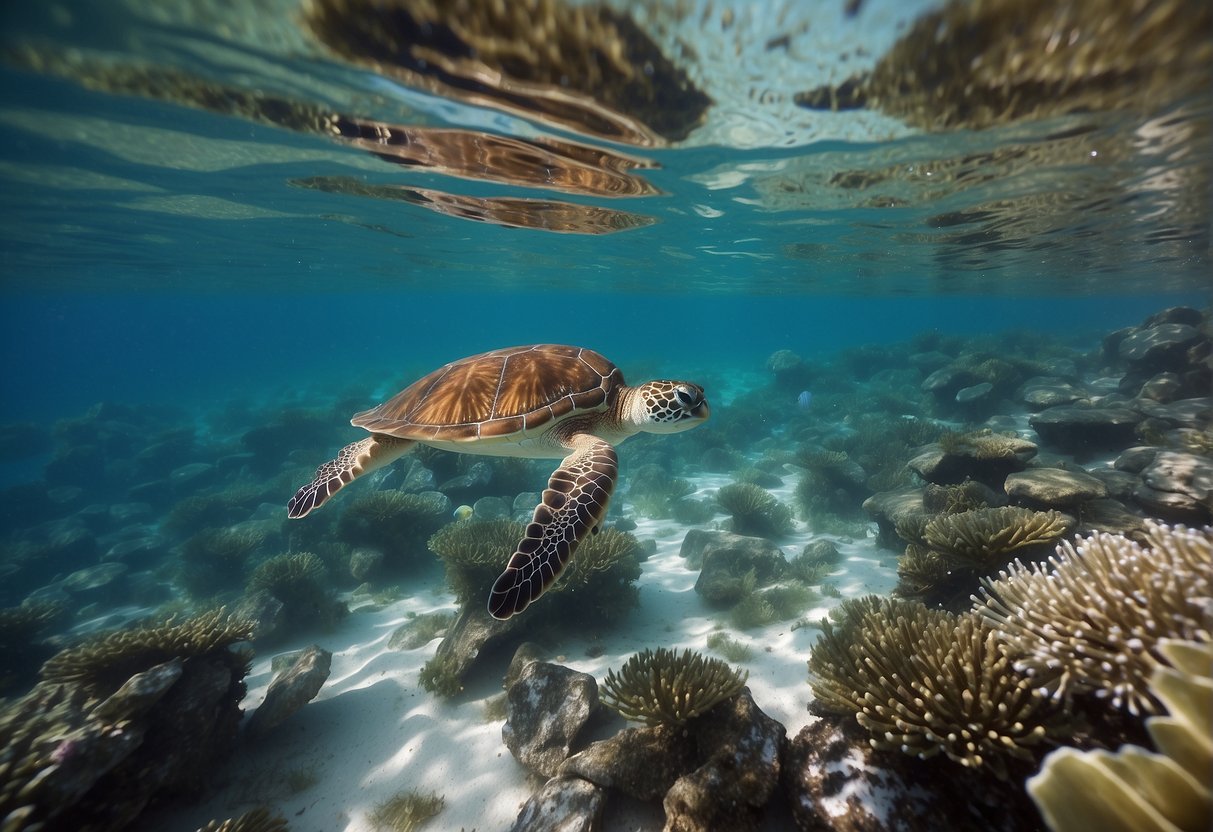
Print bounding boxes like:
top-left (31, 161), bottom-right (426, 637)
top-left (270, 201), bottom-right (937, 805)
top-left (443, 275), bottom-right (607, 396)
top-left (925, 506), bottom-right (1068, 572)
top-left (601, 647), bottom-right (748, 726)
top-left (808, 595), bottom-right (1066, 777)
top-left (39, 608), bottom-right (255, 695)
top-left (715, 482), bottom-right (794, 539)
top-left (1027, 639), bottom-right (1213, 832)
top-left (976, 522), bottom-right (1212, 715)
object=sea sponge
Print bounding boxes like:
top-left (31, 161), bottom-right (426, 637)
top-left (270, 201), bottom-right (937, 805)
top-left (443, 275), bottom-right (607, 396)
top-left (808, 595), bottom-right (1065, 777)
top-left (1027, 639), bottom-right (1213, 832)
top-left (715, 482), bottom-right (794, 539)
top-left (924, 506), bottom-right (1068, 572)
top-left (976, 522), bottom-right (1212, 715)
top-left (38, 608), bottom-right (254, 696)
top-left (601, 647), bottom-right (748, 726)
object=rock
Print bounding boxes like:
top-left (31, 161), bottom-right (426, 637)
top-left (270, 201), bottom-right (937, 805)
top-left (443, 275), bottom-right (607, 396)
top-left (861, 487), bottom-right (926, 550)
top-left (503, 662), bottom-right (600, 778)
top-left (1134, 450), bottom-right (1213, 523)
top-left (439, 460), bottom-right (492, 494)
top-left (687, 531), bottom-right (788, 606)
top-left (1118, 322), bottom-right (1203, 365)
top-left (612, 516), bottom-right (638, 532)
top-left (955, 382), bottom-right (994, 404)
top-left (168, 462), bottom-right (217, 489)
top-left (397, 457), bottom-right (436, 493)
top-left (247, 645), bottom-right (332, 735)
top-left (1084, 468), bottom-right (1141, 501)
top-left (1114, 446), bottom-right (1159, 474)
top-left (1139, 372), bottom-right (1184, 403)
top-left (1029, 405), bottom-right (1141, 454)
top-left (1142, 305), bottom-right (1205, 328)
top-left (507, 776), bottom-right (606, 832)
top-left (60, 562), bottom-right (129, 606)
top-left (505, 642), bottom-right (548, 689)
top-left (907, 436), bottom-right (1036, 487)
top-left (432, 603), bottom-right (519, 688)
top-left (473, 495), bottom-right (512, 520)
top-left (1074, 499), bottom-right (1147, 540)
top-left (1015, 376), bottom-right (1086, 410)
top-left (800, 539), bottom-right (841, 564)
top-left (921, 365), bottom-right (975, 397)
top-left (93, 659), bottom-right (183, 723)
top-left (782, 712), bottom-right (1039, 832)
top-left (1135, 396), bottom-right (1213, 429)
top-left (102, 535), bottom-right (162, 570)
top-left (107, 502), bottom-right (152, 525)
top-left (1004, 468), bottom-right (1108, 508)
top-left (560, 724), bottom-right (697, 801)
top-left (230, 589), bottom-right (285, 642)
top-left (663, 689), bottom-right (786, 832)
top-left (349, 547), bottom-right (384, 581)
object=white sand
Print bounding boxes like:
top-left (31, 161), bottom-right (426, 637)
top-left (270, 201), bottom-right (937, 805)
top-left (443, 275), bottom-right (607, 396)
top-left (140, 472), bottom-right (898, 832)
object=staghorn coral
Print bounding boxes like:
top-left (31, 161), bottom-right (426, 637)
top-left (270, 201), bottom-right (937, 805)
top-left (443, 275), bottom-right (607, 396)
top-left (39, 608), bottom-right (254, 696)
top-left (925, 506), bottom-right (1068, 572)
top-left (808, 596), bottom-right (1065, 777)
top-left (976, 522), bottom-right (1212, 715)
top-left (1027, 639), bottom-right (1212, 832)
top-left (601, 647), bottom-right (748, 727)
top-left (715, 482), bottom-right (794, 539)
top-left (198, 808), bottom-right (290, 832)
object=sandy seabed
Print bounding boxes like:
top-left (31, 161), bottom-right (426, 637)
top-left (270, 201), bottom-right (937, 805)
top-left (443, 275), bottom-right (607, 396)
top-left (138, 473), bottom-right (899, 832)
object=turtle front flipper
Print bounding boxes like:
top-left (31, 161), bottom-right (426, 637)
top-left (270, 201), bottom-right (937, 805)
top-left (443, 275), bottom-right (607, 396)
top-left (287, 434), bottom-right (414, 519)
top-left (488, 434), bottom-right (618, 620)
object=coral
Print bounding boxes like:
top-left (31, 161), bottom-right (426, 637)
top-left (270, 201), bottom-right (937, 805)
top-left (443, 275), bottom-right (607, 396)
top-left (337, 490), bottom-right (450, 566)
top-left (198, 808), bottom-right (290, 832)
top-left (601, 647), bottom-right (748, 726)
top-left (427, 519), bottom-right (642, 623)
top-left (247, 553), bottom-right (342, 630)
top-left (706, 632), bottom-right (753, 663)
top-left (732, 583), bottom-right (817, 629)
top-left (1027, 639), bottom-right (1212, 832)
top-left (369, 789), bottom-right (445, 832)
top-left (924, 506), bottom-right (1068, 572)
top-left (977, 522), bottom-right (1212, 715)
top-left (715, 482), bottom-right (794, 538)
top-left (39, 608), bottom-right (254, 696)
top-left (625, 463), bottom-right (695, 519)
top-left (808, 596), bottom-right (1066, 777)
top-left (418, 654), bottom-right (463, 698)
top-left (938, 430), bottom-right (1029, 461)
top-left (894, 544), bottom-right (959, 604)
top-left (921, 481), bottom-right (992, 515)
top-left (178, 527), bottom-right (264, 598)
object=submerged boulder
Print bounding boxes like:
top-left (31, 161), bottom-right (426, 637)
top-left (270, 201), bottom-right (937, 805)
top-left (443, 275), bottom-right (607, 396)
top-left (503, 661), bottom-right (600, 778)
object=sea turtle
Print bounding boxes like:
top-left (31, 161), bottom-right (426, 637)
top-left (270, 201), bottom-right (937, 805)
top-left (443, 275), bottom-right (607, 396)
top-left (287, 344), bottom-right (710, 619)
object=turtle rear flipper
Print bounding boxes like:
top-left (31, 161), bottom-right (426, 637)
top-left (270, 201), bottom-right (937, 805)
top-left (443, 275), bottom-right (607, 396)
top-left (287, 434), bottom-right (413, 518)
top-left (488, 434), bottom-right (617, 619)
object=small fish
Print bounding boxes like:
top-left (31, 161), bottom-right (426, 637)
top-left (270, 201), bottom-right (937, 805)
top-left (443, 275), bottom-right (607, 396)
top-left (797, 390), bottom-right (813, 410)
top-left (453, 504), bottom-right (474, 520)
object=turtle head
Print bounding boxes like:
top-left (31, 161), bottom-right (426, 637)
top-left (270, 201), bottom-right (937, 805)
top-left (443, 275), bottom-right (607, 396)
top-left (631, 381), bottom-right (710, 433)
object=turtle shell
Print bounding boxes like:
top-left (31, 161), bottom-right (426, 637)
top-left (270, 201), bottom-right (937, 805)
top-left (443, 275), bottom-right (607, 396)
top-left (351, 344), bottom-right (624, 442)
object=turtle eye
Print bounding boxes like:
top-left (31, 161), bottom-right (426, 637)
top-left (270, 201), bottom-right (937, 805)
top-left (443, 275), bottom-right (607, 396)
top-left (675, 388), bottom-right (695, 407)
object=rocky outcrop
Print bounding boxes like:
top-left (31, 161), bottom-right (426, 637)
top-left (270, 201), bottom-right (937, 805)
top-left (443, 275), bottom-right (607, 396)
top-left (1004, 468), bottom-right (1108, 508)
top-left (246, 645), bottom-right (331, 735)
top-left (507, 776), bottom-right (606, 832)
top-left (1029, 405), bottom-right (1142, 454)
top-left (686, 530), bottom-right (788, 606)
top-left (503, 661), bottom-right (600, 778)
